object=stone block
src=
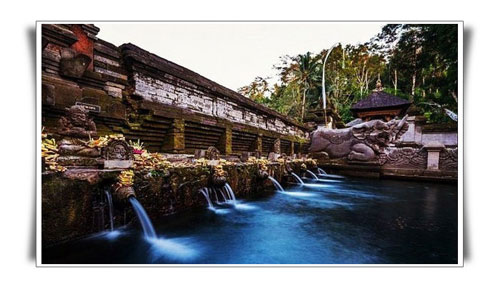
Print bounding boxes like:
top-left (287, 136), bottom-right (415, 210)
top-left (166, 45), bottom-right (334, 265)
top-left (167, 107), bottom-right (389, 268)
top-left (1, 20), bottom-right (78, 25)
top-left (426, 151), bottom-right (441, 170)
top-left (240, 152), bottom-right (249, 162)
top-left (268, 152), bottom-right (279, 161)
top-left (194, 149), bottom-right (206, 159)
top-left (57, 156), bottom-right (101, 167)
top-left (53, 82), bottom-right (82, 107)
top-left (105, 81), bottom-right (125, 90)
top-left (104, 160), bottom-right (133, 169)
top-left (104, 85), bottom-right (122, 98)
top-left (424, 141), bottom-right (445, 170)
top-left (42, 83), bottom-right (56, 106)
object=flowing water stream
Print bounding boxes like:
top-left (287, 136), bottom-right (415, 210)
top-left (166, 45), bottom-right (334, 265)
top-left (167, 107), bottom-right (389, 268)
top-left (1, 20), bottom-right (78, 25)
top-left (104, 189), bottom-right (114, 231)
top-left (129, 197), bottom-right (157, 239)
top-left (43, 177), bottom-right (458, 264)
top-left (306, 170), bottom-right (319, 180)
top-left (269, 176), bottom-right (284, 192)
top-left (290, 172), bottom-right (304, 186)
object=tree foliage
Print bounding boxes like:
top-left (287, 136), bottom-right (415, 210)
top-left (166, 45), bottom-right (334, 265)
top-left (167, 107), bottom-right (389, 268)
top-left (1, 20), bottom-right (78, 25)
top-left (238, 24), bottom-right (458, 124)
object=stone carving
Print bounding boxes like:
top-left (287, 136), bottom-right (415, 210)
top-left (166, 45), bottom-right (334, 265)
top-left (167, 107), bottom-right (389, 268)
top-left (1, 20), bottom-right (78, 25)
top-left (309, 151), bottom-right (330, 160)
top-left (309, 115), bottom-right (409, 161)
top-left (57, 105), bottom-right (100, 162)
top-left (59, 48), bottom-right (91, 78)
top-left (439, 148), bottom-right (458, 171)
top-left (240, 152), bottom-right (250, 162)
top-left (380, 147), bottom-right (427, 169)
top-left (267, 152), bottom-right (279, 161)
top-left (300, 163), bottom-right (307, 172)
top-left (273, 139), bottom-right (281, 154)
top-left (256, 160), bottom-right (269, 180)
top-left (257, 168), bottom-right (269, 180)
top-left (284, 162), bottom-right (294, 175)
top-left (210, 164), bottom-right (227, 188)
top-left (58, 105), bottom-right (97, 138)
top-left (101, 139), bottom-right (134, 160)
top-left (194, 149), bottom-right (206, 159)
top-left (206, 146), bottom-right (220, 160)
top-left (113, 185), bottom-right (136, 202)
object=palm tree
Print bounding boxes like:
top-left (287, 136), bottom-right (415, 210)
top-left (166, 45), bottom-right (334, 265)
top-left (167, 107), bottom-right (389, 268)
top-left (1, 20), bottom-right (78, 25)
top-left (290, 52), bottom-right (322, 121)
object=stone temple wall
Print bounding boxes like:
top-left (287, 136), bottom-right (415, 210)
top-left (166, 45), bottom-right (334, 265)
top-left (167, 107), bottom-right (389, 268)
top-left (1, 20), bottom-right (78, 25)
top-left (132, 72), bottom-right (302, 137)
top-left (399, 116), bottom-right (458, 147)
top-left (41, 24), bottom-right (310, 155)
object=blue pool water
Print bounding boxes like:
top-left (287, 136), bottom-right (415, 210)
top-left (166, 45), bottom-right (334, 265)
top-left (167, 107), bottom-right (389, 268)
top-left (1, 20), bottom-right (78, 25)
top-left (42, 176), bottom-right (458, 264)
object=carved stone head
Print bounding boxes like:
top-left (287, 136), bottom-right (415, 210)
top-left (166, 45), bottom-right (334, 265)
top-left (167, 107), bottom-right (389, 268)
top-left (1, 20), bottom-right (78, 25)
top-left (352, 115), bottom-right (409, 152)
top-left (59, 48), bottom-right (91, 79)
top-left (206, 146), bottom-right (220, 160)
top-left (102, 139), bottom-right (134, 160)
top-left (68, 105), bottom-right (89, 127)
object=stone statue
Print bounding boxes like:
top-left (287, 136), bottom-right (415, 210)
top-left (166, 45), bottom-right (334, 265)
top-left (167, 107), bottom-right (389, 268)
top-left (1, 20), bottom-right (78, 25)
top-left (58, 105), bottom-right (97, 138)
top-left (211, 164), bottom-right (227, 187)
top-left (57, 105), bottom-right (100, 161)
top-left (267, 139), bottom-right (281, 161)
top-left (309, 115), bottom-right (409, 161)
top-left (273, 139), bottom-right (281, 154)
top-left (206, 146), bottom-right (220, 160)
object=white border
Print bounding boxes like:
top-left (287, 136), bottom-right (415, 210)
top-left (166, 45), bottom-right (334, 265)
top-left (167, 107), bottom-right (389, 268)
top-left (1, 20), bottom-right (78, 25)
top-left (36, 21), bottom-right (464, 267)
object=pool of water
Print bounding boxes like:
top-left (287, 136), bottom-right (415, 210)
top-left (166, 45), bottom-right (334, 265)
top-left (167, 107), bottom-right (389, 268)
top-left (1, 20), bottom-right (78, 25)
top-left (42, 177), bottom-right (458, 264)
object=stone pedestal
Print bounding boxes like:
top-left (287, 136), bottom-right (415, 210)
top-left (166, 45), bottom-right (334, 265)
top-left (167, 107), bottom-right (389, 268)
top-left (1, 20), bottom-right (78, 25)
top-left (424, 141), bottom-right (445, 170)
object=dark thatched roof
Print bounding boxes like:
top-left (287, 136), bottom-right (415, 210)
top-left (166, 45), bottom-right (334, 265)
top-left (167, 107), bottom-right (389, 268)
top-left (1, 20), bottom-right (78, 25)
top-left (351, 91), bottom-right (411, 112)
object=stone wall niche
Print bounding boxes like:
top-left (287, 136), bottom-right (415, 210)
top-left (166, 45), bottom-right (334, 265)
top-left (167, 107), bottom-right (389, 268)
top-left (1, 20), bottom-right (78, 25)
top-left (424, 141), bottom-right (445, 170)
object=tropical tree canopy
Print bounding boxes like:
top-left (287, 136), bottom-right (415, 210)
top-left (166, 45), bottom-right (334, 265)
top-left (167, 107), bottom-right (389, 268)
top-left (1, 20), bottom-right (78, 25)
top-left (238, 24), bottom-right (458, 124)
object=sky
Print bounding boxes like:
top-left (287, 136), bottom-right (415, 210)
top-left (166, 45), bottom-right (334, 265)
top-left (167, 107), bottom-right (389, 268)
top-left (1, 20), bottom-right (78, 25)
top-left (98, 22), bottom-right (386, 92)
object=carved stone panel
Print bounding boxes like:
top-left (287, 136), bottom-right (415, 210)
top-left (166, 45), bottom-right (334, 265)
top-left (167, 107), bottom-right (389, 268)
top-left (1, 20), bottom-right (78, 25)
top-left (439, 148), bottom-right (458, 171)
top-left (206, 146), bottom-right (220, 160)
top-left (381, 147), bottom-right (427, 170)
top-left (101, 139), bottom-right (134, 160)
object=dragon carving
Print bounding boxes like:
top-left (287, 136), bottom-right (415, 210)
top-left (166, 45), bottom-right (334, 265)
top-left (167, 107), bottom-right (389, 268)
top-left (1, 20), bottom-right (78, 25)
top-left (309, 115), bottom-right (409, 161)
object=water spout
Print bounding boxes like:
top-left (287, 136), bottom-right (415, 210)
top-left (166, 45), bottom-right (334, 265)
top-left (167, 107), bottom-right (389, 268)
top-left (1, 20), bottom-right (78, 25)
top-left (316, 168), bottom-right (345, 179)
top-left (291, 172), bottom-right (304, 186)
top-left (317, 168), bottom-right (327, 175)
top-left (129, 197), bottom-right (157, 239)
top-left (306, 170), bottom-right (319, 180)
top-left (268, 176), bottom-right (284, 192)
top-left (224, 183), bottom-right (237, 206)
top-left (212, 187), bottom-right (220, 203)
top-left (318, 173), bottom-right (345, 180)
top-left (220, 187), bottom-right (228, 202)
top-left (104, 189), bottom-right (114, 231)
top-left (199, 188), bottom-right (214, 210)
